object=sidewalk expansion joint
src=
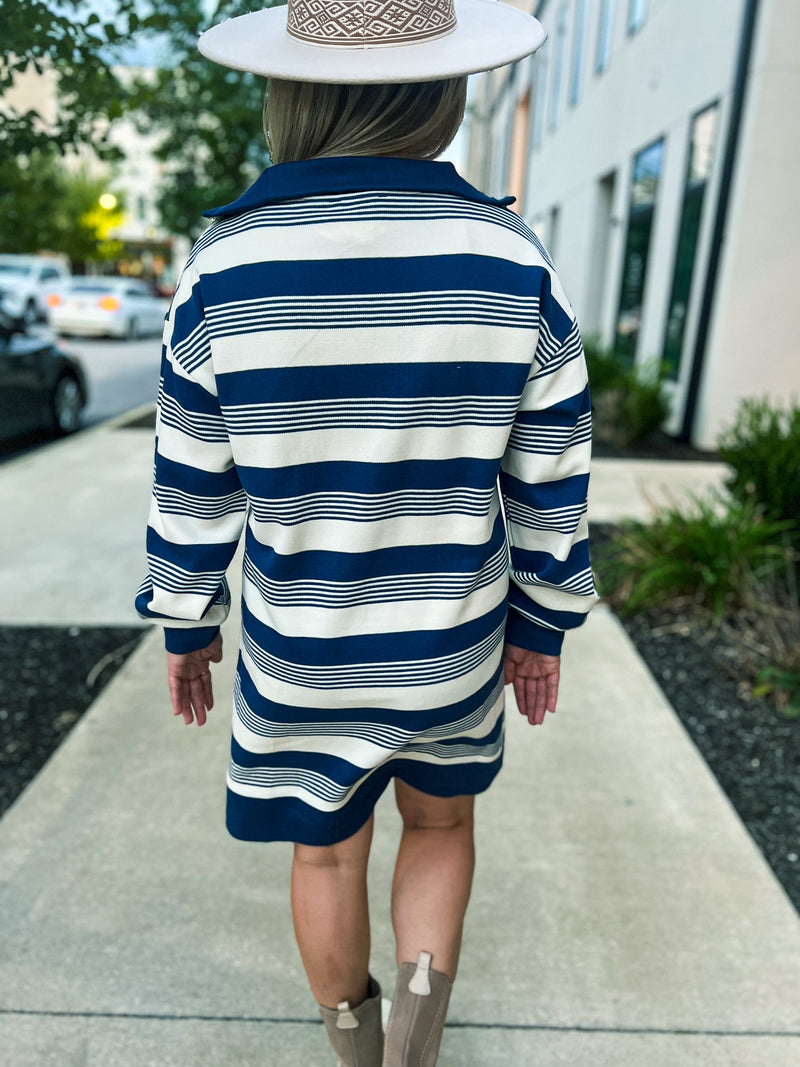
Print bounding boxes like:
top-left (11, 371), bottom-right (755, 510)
top-left (1, 1009), bottom-right (799, 1038)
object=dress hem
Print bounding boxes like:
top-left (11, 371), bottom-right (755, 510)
top-left (225, 747), bottom-right (504, 846)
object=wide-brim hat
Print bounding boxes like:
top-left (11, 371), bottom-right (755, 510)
top-left (198, 0), bottom-right (546, 84)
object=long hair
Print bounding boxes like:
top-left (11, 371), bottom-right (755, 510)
top-left (265, 78), bottom-right (468, 164)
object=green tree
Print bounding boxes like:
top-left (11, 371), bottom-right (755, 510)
top-left (0, 152), bottom-right (124, 269)
top-left (1, 0), bottom-right (147, 160)
top-left (129, 0), bottom-right (273, 240)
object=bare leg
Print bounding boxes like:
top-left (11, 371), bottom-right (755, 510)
top-left (391, 781), bottom-right (475, 981)
top-left (291, 813), bottom-right (374, 1009)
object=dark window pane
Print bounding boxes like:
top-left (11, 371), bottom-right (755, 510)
top-left (615, 137), bottom-right (665, 362)
top-left (662, 103), bottom-right (720, 379)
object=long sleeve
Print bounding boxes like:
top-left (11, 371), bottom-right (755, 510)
top-left (135, 267), bottom-right (247, 653)
top-left (500, 270), bottom-right (597, 656)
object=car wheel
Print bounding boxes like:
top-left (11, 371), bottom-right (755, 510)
top-left (126, 317), bottom-right (140, 340)
top-left (51, 375), bottom-right (83, 435)
top-left (23, 300), bottom-right (38, 327)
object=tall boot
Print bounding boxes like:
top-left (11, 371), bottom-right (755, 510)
top-left (382, 952), bottom-right (452, 1067)
top-left (318, 975), bottom-right (384, 1067)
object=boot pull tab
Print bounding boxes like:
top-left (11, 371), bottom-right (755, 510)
top-left (335, 1001), bottom-right (359, 1030)
top-left (408, 951), bottom-right (433, 996)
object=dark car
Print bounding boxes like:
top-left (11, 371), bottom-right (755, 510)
top-left (0, 305), bottom-right (88, 441)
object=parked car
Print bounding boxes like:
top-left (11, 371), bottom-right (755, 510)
top-left (47, 276), bottom-right (169, 339)
top-left (0, 304), bottom-right (88, 441)
top-left (0, 254), bottom-right (71, 327)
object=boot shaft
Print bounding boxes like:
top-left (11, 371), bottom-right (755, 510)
top-left (319, 975), bottom-right (384, 1067)
top-left (383, 952), bottom-right (453, 1067)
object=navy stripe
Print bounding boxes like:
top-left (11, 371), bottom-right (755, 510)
top-left (145, 528), bottom-right (240, 575)
top-left (237, 457), bottom-right (501, 498)
top-left (216, 361), bottom-right (531, 404)
top-left (243, 511), bottom-right (508, 583)
top-left (203, 255), bottom-right (547, 304)
top-left (500, 471), bottom-right (590, 511)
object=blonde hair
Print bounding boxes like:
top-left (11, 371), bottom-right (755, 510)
top-left (265, 78), bottom-right (468, 165)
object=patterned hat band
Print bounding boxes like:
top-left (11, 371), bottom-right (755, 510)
top-left (287, 0), bottom-right (458, 50)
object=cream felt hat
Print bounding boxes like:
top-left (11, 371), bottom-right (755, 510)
top-left (197, 0), bottom-right (546, 83)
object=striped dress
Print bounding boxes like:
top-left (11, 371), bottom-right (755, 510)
top-left (135, 156), bottom-right (596, 845)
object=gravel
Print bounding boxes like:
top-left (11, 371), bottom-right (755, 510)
top-left (590, 524), bottom-right (800, 914)
top-left (0, 625), bottom-right (149, 817)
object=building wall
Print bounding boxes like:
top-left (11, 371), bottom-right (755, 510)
top-left (467, 0), bottom-right (800, 447)
top-left (693, 0), bottom-right (800, 448)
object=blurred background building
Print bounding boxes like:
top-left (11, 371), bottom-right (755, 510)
top-left (467, 0), bottom-right (800, 449)
top-left (3, 60), bottom-right (186, 289)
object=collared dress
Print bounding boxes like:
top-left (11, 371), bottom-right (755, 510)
top-left (136, 156), bottom-right (596, 845)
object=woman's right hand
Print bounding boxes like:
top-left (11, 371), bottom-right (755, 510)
top-left (502, 643), bottom-right (560, 726)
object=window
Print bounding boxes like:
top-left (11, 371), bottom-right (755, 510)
top-left (548, 204), bottom-right (561, 262)
top-left (531, 50), bottom-right (549, 150)
top-left (569, 0), bottom-right (589, 106)
top-left (596, 0), bottom-right (615, 73)
top-left (548, 4), bottom-right (568, 131)
top-left (628, 0), bottom-right (648, 34)
top-left (662, 103), bottom-right (720, 379)
top-left (507, 90), bottom-right (531, 213)
top-left (615, 137), bottom-right (665, 361)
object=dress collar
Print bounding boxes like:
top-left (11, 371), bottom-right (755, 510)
top-left (203, 156), bottom-right (515, 219)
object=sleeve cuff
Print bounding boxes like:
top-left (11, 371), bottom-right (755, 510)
top-left (164, 625), bottom-right (220, 654)
top-left (504, 609), bottom-right (564, 656)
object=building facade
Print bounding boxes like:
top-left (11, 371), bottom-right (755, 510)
top-left (467, 0), bottom-right (800, 448)
top-left (3, 61), bottom-right (188, 288)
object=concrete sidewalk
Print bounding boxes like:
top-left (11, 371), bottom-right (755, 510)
top-left (1, 414), bottom-right (799, 1066)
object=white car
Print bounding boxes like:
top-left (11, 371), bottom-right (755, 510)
top-left (0, 255), bottom-right (71, 326)
top-left (47, 277), bottom-right (169, 340)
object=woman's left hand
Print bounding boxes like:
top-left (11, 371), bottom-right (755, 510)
top-left (166, 633), bottom-right (224, 726)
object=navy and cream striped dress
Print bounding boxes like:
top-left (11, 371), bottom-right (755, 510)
top-left (136, 156), bottom-right (596, 845)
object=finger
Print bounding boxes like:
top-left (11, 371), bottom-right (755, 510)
top-left (170, 681), bottom-right (193, 725)
top-left (546, 672), bottom-right (559, 715)
top-left (512, 675), bottom-right (527, 718)
top-left (201, 671), bottom-right (214, 713)
top-left (503, 658), bottom-right (515, 687)
top-left (532, 675), bottom-right (548, 726)
top-left (189, 677), bottom-right (208, 727)
top-left (525, 677), bottom-right (541, 726)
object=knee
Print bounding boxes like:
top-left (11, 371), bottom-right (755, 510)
top-left (395, 782), bottom-right (474, 834)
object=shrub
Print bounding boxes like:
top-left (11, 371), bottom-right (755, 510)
top-left (595, 492), bottom-right (794, 619)
top-left (583, 337), bottom-right (625, 393)
top-left (620, 370), bottom-right (671, 444)
top-left (754, 666), bottom-right (800, 719)
top-left (584, 338), bottom-right (671, 446)
top-left (717, 398), bottom-right (800, 542)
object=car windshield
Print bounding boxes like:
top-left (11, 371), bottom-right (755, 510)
top-left (0, 263), bottom-right (33, 277)
top-left (66, 284), bottom-right (116, 294)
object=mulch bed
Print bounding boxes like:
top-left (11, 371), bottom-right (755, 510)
top-left (0, 625), bottom-right (149, 817)
top-left (590, 523), bottom-right (800, 914)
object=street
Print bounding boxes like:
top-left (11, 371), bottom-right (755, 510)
top-left (70, 334), bottom-right (161, 428)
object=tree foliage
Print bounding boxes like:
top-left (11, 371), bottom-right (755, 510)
top-left (0, 152), bottom-right (124, 268)
top-left (129, 0), bottom-right (274, 240)
top-left (0, 0), bottom-right (149, 160)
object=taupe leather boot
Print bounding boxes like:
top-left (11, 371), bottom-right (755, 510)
top-left (382, 952), bottom-right (452, 1067)
top-left (318, 975), bottom-right (384, 1067)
